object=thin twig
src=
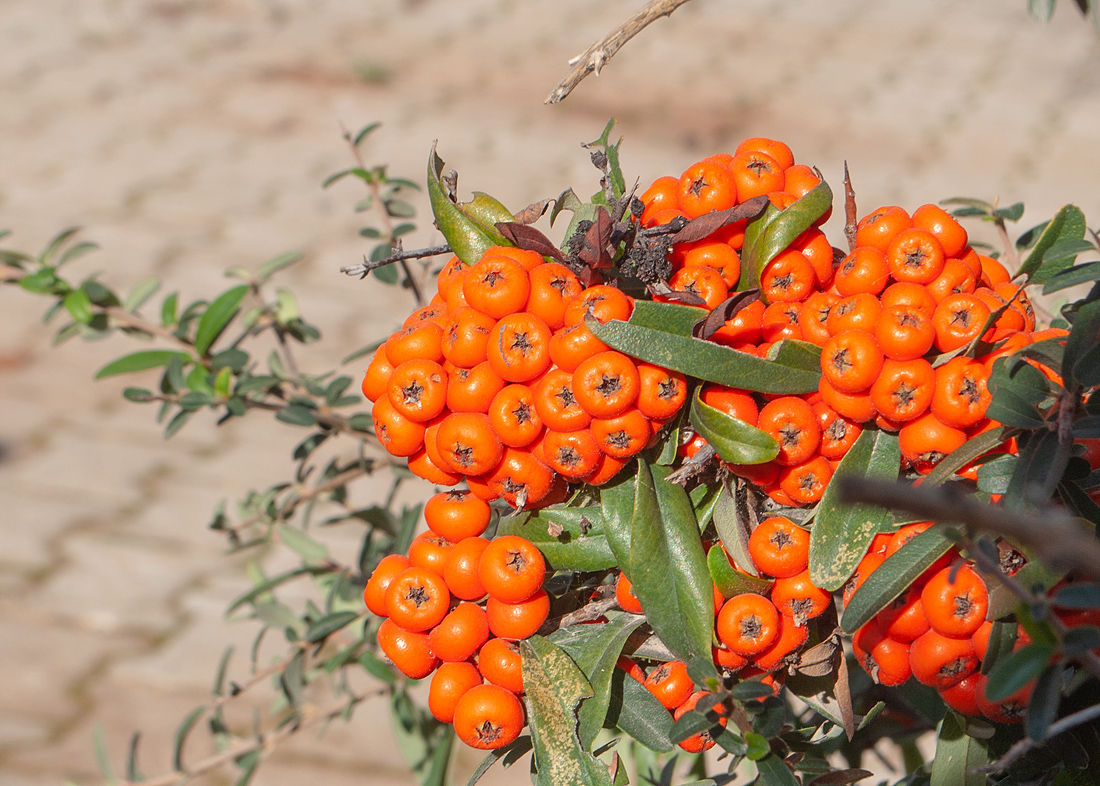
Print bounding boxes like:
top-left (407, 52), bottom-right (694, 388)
top-left (545, 0), bottom-right (696, 104)
top-left (340, 244), bottom-right (451, 278)
top-left (835, 478), bottom-right (1100, 582)
top-left (341, 127), bottom-right (426, 306)
top-left (843, 162), bottom-right (857, 253)
top-left (105, 306), bottom-right (200, 356)
top-left (978, 700), bottom-right (1100, 773)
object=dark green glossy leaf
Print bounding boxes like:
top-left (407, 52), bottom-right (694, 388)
top-left (741, 180), bottom-right (832, 295)
top-left (194, 285), bottom-right (249, 356)
top-left (95, 350), bottom-right (193, 379)
top-left (1043, 259), bottom-right (1100, 294)
top-left (922, 426), bottom-right (1010, 488)
top-left (163, 408), bottom-right (193, 439)
top-left (707, 544), bottom-right (772, 597)
top-left (1075, 342), bottom-right (1100, 388)
top-left (755, 753), bottom-right (801, 786)
top-left (520, 636), bottom-right (613, 786)
top-left (1026, 663), bottom-right (1063, 742)
top-left (606, 669), bottom-right (674, 752)
top-left (498, 507), bottom-right (616, 571)
top-left (977, 453), bottom-right (1017, 494)
top-left (627, 299), bottom-right (707, 336)
top-left (985, 642), bottom-right (1055, 702)
top-left (1004, 429), bottom-right (1064, 510)
top-left (980, 619), bottom-right (1018, 675)
top-left (1064, 291), bottom-right (1100, 384)
top-left (810, 429), bottom-right (901, 591)
top-left (1018, 205), bottom-right (1087, 283)
top-left (606, 463), bottom-right (713, 660)
top-left (1058, 480), bottom-right (1100, 526)
top-left (690, 387), bottom-right (778, 465)
top-left (841, 525), bottom-right (952, 633)
top-left (987, 357), bottom-right (1050, 428)
top-left (712, 482), bottom-right (760, 578)
top-left (930, 713), bottom-right (987, 786)
top-left (588, 318), bottom-right (821, 394)
top-left (550, 615), bottom-right (644, 748)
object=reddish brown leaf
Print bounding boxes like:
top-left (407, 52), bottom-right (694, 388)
top-left (668, 195), bottom-right (769, 245)
top-left (495, 222), bottom-right (568, 262)
top-left (512, 199), bottom-right (554, 226)
top-left (807, 769), bottom-right (874, 786)
top-left (694, 289), bottom-right (762, 340)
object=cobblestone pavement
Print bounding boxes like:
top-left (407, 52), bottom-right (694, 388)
top-left (1, 1), bottom-right (1098, 783)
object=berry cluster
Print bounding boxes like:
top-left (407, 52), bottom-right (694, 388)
top-left (362, 246), bottom-right (688, 508)
top-left (844, 523), bottom-right (1031, 720)
top-left (363, 490), bottom-right (546, 749)
top-left (613, 515), bottom-right (830, 752)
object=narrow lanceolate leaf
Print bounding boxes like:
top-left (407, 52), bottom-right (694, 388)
top-left (810, 429), bottom-right (901, 592)
top-left (609, 462), bottom-right (714, 660)
top-left (588, 318), bottom-right (821, 394)
top-left (194, 284), bottom-right (249, 356)
top-left (690, 388), bottom-right (779, 465)
top-left (921, 426), bottom-right (1010, 488)
top-left (740, 179), bottom-right (833, 295)
top-left (427, 143), bottom-right (503, 265)
top-left (304, 611), bottom-right (359, 643)
top-left (520, 636), bottom-right (613, 786)
top-left (1016, 204), bottom-right (1087, 283)
top-left (627, 299), bottom-right (708, 336)
top-left (497, 507), bottom-right (616, 571)
top-left (95, 350), bottom-right (192, 379)
top-left (124, 276), bottom-right (161, 312)
top-left (275, 524), bottom-right (328, 562)
top-left (841, 525), bottom-right (952, 633)
top-left (930, 714), bottom-right (987, 786)
top-left (1026, 663), bottom-right (1063, 742)
top-left (172, 707), bottom-right (205, 772)
top-left (549, 615), bottom-right (645, 748)
top-left (708, 544), bottom-right (773, 597)
top-left (712, 481), bottom-right (760, 577)
top-left (1063, 287), bottom-right (1100, 385)
top-left (257, 251), bottom-right (302, 283)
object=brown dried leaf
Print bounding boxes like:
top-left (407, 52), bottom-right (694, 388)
top-left (796, 632), bottom-right (841, 678)
top-left (836, 650), bottom-right (856, 741)
top-left (694, 289), bottom-right (761, 340)
top-left (578, 207), bottom-right (614, 268)
top-left (495, 222), bottom-right (568, 262)
top-left (547, 520), bottom-right (564, 538)
top-left (668, 195), bottom-right (768, 245)
top-left (513, 199), bottom-right (554, 226)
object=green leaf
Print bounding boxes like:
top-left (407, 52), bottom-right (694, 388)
top-left (841, 524), bottom-right (953, 632)
top-left (690, 387), bottom-right (779, 465)
top-left (194, 284), bottom-right (249, 356)
top-left (810, 429), bottom-right (901, 591)
top-left (549, 614), bottom-right (645, 748)
top-left (980, 619), bottom-right (1018, 675)
top-left (922, 426), bottom-right (1011, 488)
top-left (1043, 259), bottom-right (1100, 294)
top-left (930, 713), bottom-right (987, 786)
top-left (1064, 288), bottom-right (1100, 384)
top-left (627, 299), bottom-right (707, 336)
top-left (19, 268), bottom-right (61, 294)
top-left (61, 288), bottom-right (93, 324)
top-left (124, 277), bottom-right (161, 312)
top-left (740, 179), bottom-right (832, 295)
top-left (1017, 205), bottom-right (1087, 283)
top-left (95, 350), bottom-right (192, 379)
top-left (588, 318), bottom-right (821, 394)
top-left (712, 482), bottom-right (760, 578)
top-left (497, 507), bottom-right (616, 571)
top-left (586, 119), bottom-right (626, 200)
top-left (427, 143), bottom-right (504, 265)
top-left (986, 357), bottom-right (1049, 428)
top-left (755, 753), bottom-right (800, 786)
top-left (172, 707), bottom-right (205, 773)
top-left (520, 636), bottom-right (613, 786)
top-left (257, 251), bottom-right (302, 283)
top-left (160, 291), bottom-right (179, 327)
top-left (707, 544), bottom-right (772, 597)
top-left (276, 524), bottom-right (328, 562)
top-left (606, 669), bottom-right (674, 752)
top-left (276, 405), bottom-right (319, 427)
top-left (390, 689), bottom-right (455, 786)
top-left (984, 642), bottom-right (1055, 702)
top-left (304, 610), bottom-right (359, 642)
top-left (1026, 663), bottom-right (1063, 742)
top-left (604, 462), bottom-right (713, 660)
top-left (466, 737), bottom-right (533, 786)
top-left (1004, 429), bottom-right (1064, 511)
top-left (93, 723), bottom-right (117, 785)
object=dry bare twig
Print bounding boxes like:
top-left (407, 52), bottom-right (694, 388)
top-left (545, 0), bottom-right (696, 104)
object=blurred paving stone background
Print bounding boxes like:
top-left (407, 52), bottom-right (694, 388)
top-left (0, 1), bottom-right (1098, 783)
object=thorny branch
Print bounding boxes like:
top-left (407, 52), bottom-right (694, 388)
top-left (340, 244), bottom-right (451, 278)
top-left (545, 0), bottom-right (696, 104)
